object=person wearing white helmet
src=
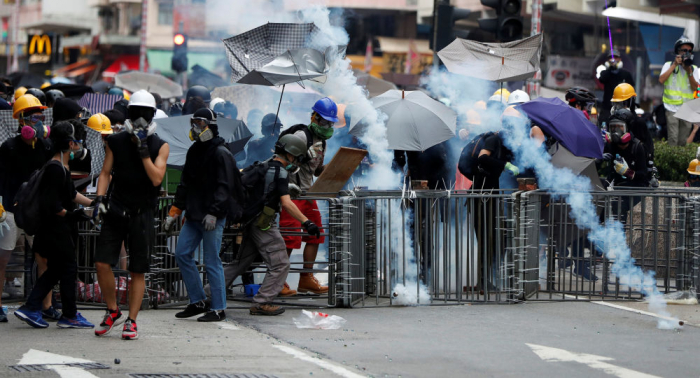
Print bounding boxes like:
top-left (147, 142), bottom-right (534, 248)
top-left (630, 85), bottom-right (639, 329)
top-left (507, 90), bottom-right (530, 105)
top-left (92, 90), bottom-right (170, 340)
top-left (210, 97), bottom-right (225, 112)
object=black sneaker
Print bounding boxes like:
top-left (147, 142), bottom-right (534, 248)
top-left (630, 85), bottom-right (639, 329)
top-left (175, 300), bottom-right (210, 319)
top-left (197, 310), bottom-right (226, 322)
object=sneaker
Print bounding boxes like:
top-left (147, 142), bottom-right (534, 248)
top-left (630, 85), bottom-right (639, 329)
top-left (14, 307), bottom-right (49, 328)
top-left (250, 303), bottom-right (285, 316)
top-left (57, 313), bottom-right (94, 329)
top-left (297, 274), bottom-right (328, 295)
top-left (175, 300), bottom-right (210, 319)
top-left (197, 310), bottom-right (226, 322)
top-left (122, 318), bottom-right (138, 340)
top-left (95, 309), bottom-right (125, 336)
top-left (0, 308), bottom-right (7, 323)
top-left (279, 282), bottom-right (297, 297)
top-left (12, 278), bottom-right (21, 287)
top-left (42, 306), bottom-right (62, 321)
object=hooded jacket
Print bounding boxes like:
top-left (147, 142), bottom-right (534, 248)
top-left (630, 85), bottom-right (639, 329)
top-left (173, 136), bottom-right (240, 222)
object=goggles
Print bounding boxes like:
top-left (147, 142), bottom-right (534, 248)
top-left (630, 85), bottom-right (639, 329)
top-left (191, 117), bottom-right (210, 128)
top-left (609, 122), bottom-right (627, 134)
top-left (316, 117), bottom-right (334, 128)
top-left (22, 113), bottom-right (45, 124)
top-left (128, 106), bottom-right (154, 122)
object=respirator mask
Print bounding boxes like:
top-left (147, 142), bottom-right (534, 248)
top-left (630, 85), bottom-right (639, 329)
top-left (284, 156), bottom-right (301, 174)
top-left (124, 106), bottom-right (156, 139)
top-left (19, 112), bottom-right (49, 148)
top-left (609, 121), bottom-right (631, 145)
top-left (189, 117), bottom-right (214, 142)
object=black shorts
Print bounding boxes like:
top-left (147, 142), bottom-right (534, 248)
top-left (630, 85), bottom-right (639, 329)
top-left (94, 209), bottom-right (154, 273)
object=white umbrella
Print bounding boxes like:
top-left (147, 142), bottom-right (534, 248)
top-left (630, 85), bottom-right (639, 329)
top-left (115, 71), bottom-right (183, 98)
top-left (673, 98), bottom-right (700, 123)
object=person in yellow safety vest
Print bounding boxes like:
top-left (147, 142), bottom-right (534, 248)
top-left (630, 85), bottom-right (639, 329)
top-left (659, 37), bottom-right (700, 146)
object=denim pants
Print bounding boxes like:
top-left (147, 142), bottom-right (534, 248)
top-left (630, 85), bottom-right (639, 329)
top-left (175, 218), bottom-right (227, 311)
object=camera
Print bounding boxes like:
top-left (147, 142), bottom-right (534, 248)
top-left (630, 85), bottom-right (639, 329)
top-left (682, 52), bottom-right (694, 67)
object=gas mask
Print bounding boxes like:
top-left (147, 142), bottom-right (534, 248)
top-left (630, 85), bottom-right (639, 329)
top-left (19, 113), bottom-right (49, 148)
top-left (309, 118), bottom-right (334, 140)
top-left (605, 59), bottom-right (623, 71)
top-left (609, 121), bottom-right (631, 145)
top-left (124, 106), bottom-right (156, 138)
top-left (189, 120), bottom-right (214, 143)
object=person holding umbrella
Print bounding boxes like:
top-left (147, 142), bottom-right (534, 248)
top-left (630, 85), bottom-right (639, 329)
top-left (278, 97), bottom-right (338, 296)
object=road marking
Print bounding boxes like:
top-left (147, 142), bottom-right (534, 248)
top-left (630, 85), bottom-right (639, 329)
top-left (18, 349), bottom-right (99, 378)
top-left (272, 345), bottom-right (365, 378)
top-left (527, 343), bottom-right (661, 378)
top-left (219, 322), bottom-right (240, 331)
top-left (590, 301), bottom-right (692, 327)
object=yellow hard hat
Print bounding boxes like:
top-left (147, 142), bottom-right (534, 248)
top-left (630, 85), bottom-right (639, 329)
top-left (123, 90), bottom-right (131, 101)
top-left (590, 106), bottom-right (598, 115)
top-left (688, 159), bottom-right (700, 175)
top-left (611, 83), bottom-right (636, 102)
top-left (493, 88), bottom-right (511, 101)
top-left (87, 113), bottom-right (113, 135)
top-left (466, 109), bottom-right (481, 125)
top-left (40, 82), bottom-right (51, 90)
top-left (13, 94), bottom-right (47, 119)
top-left (14, 86), bottom-right (27, 100)
top-left (474, 100), bottom-right (487, 111)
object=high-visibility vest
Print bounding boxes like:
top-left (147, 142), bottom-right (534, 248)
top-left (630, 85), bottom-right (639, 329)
top-left (663, 62), bottom-right (697, 106)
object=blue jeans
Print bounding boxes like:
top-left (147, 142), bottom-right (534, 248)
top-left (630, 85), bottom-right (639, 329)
top-left (174, 218), bottom-right (227, 311)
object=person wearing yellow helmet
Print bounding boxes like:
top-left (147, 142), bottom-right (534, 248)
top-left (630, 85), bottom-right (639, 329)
top-left (13, 86), bottom-right (27, 101)
top-left (87, 113), bottom-right (113, 140)
top-left (685, 158), bottom-right (700, 187)
top-left (493, 88), bottom-right (511, 102)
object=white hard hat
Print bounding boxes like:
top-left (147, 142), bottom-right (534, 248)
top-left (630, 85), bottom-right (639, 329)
top-left (488, 94), bottom-right (508, 105)
top-left (210, 97), bottom-right (225, 110)
top-left (635, 108), bottom-right (644, 116)
top-left (128, 90), bottom-right (156, 109)
top-left (508, 90), bottom-right (530, 105)
top-left (154, 109), bottom-right (168, 119)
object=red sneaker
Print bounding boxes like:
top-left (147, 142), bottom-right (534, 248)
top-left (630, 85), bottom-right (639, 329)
top-left (94, 309), bottom-right (124, 337)
top-left (122, 318), bottom-right (138, 340)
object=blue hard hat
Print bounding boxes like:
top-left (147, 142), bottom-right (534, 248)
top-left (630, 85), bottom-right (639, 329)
top-left (312, 97), bottom-right (339, 123)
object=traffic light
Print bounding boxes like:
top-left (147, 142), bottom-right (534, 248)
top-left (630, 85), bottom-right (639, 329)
top-left (431, 4), bottom-right (471, 52)
top-left (171, 33), bottom-right (188, 73)
top-left (478, 0), bottom-right (523, 42)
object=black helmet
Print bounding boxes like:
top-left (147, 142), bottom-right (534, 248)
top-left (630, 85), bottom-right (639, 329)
top-left (261, 113), bottom-right (282, 136)
top-left (565, 87), bottom-right (597, 107)
top-left (275, 134), bottom-right (307, 159)
top-left (185, 85), bottom-right (211, 103)
top-left (45, 89), bottom-right (64, 108)
top-left (25, 88), bottom-right (46, 105)
top-left (674, 37), bottom-right (695, 54)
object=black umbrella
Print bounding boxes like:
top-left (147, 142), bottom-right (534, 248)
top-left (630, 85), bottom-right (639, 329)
top-left (9, 72), bottom-right (46, 89)
top-left (43, 83), bottom-right (94, 99)
top-left (154, 115), bottom-right (253, 168)
top-left (189, 64), bottom-right (228, 91)
top-left (91, 80), bottom-right (111, 94)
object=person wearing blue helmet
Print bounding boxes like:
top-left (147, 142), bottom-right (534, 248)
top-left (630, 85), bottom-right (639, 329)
top-left (276, 97), bottom-right (338, 296)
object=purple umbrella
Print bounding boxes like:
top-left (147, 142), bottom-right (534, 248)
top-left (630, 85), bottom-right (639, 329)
top-left (519, 97), bottom-right (604, 159)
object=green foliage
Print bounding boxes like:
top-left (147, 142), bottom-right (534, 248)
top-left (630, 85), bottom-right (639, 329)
top-left (653, 141), bottom-right (700, 182)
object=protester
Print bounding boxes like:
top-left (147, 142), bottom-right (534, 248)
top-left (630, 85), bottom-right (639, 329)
top-left (0, 94), bottom-right (52, 323)
top-left (247, 113), bottom-right (282, 164)
top-left (25, 88), bottom-right (47, 106)
top-left (604, 110), bottom-right (650, 188)
top-left (659, 37), bottom-right (699, 146)
top-left (52, 99), bottom-right (91, 175)
top-left (565, 87), bottom-right (597, 121)
top-left (182, 86), bottom-right (211, 115)
top-left (598, 50), bottom-right (634, 125)
top-left (87, 113), bottom-right (113, 141)
top-left (13, 122), bottom-right (94, 329)
top-left (92, 90), bottom-right (169, 340)
top-left (14, 87), bottom-right (27, 101)
top-left (685, 159), bottom-right (700, 187)
top-left (113, 98), bottom-right (129, 120)
top-left (0, 82), bottom-right (11, 109)
top-left (165, 108), bottom-right (240, 322)
top-left (278, 97), bottom-right (338, 296)
top-left (220, 134), bottom-right (320, 315)
top-left (45, 89), bottom-right (64, 109)
top-left (507, 90), bottom-right (530, 106)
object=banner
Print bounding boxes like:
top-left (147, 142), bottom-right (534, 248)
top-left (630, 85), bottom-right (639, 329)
top-left (544, 55), bottom-right (595, 90)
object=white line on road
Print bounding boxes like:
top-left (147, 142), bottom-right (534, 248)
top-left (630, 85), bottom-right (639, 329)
top-left (590, 301), bottom-right (693, 327)
top-left (18, 349), bottom-right (98, 378)
top-left (272, 345), bottom-right (365, 378)
top-left (218, 322), bottom-right (240, 331)
top-left (527, 343), bottom-right (661, 378)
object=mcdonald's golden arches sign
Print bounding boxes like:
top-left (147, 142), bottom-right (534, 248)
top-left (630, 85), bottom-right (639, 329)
top-left (27, 34), bottom-right (55, 64)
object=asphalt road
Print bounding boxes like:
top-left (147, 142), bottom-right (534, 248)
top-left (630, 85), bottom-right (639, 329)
top-left (1, 300), bottom-right (698, 378)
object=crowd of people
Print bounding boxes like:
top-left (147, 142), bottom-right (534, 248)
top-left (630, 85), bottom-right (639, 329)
top-left (1, 36), bottom-right (700, 339)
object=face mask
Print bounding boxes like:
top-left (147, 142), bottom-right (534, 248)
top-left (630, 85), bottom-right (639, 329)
top-left (284, 155), bottom-right (301, 174)
top-left (189, 126), bottom-right (213, 142)
top-left (125, 117), bottom-right (150, 136)
top-left (309, 122), bottom-right (334, 140)
top-left (20, 119), bottom-right (49, 148)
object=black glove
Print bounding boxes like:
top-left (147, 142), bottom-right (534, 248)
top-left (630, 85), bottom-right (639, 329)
top-left (90, 195), bottom-right (103, 207)
top-left (303, 220), bottom-right (320, 238)
top-left (64, 208), bottom-right (90, 223)
top-left (135, 130), bottom-right (150, 159)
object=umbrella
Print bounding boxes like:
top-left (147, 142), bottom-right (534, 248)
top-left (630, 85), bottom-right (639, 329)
top-left (78, 93), bottom-right (123, 115)
top-left (549, 142), bottom-right (604, 191)
top-left (154, 116), bottom-right (253, 168)
top-left (115, 71), bottom-right (183, 98)
top-left (9, 72), bottom-right (46, 89)
top-left (352, 69), bottom-right (397, 97)
top-left (42, 83), bottom-right (93, 98)
top-left (351, 90), bottom-right (457, 151)
top-left (519, 97), bottom-right (604, 159)
top-left (236, 48), bottom-right (330, 86)
top-left (189, 64), bottom-right (229, 90)
top-left (91, 80), bottom-right (111, 94)
top-left (437, 33), bottom-right (543, 83)
top-left (673, 98), bottom-right (700, 123)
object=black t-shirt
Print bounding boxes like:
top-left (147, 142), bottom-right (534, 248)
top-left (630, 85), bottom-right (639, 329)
top-left (107, 132), bottom-right (166, 210)
top-left (473, 133), bottom-right (511, 190)
top-left (34, 160), bottom-right (77, 256)
top-left (266, 160), bottom-right (289, 213)
top-left (599, 69), bottom-right (634, 109)
top-left (0, 135), bottom-right (52, 212)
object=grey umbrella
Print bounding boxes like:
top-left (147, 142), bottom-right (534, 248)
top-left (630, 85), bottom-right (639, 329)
top-left (352, 69), bottom-right (397, 98)
top-left (115, 71), bottom-right (183, 99)
top-left (237, 48), bottom-right (331, 86)
top-left (350, 90), bottom-right (457, 151)
top-left (154, 116), bottom-right (253, 168)
top-left (549, 142), bottom-right (604, 191)
top-left (437, 33), bottom-right (543, 83)
top-left (673, 98), bottom-right (700, 123)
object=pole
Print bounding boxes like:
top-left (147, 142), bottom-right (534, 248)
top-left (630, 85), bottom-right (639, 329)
top-left (273, 84), bottom-right (285, 132)
top-left (10, 0), bottom-right (19, 74)
top-left (526, 0), bottom-right (543, 99)
top-left (431, 0), bottom-right (439, 69)
top-left (139, 0), bottom-right (148, 72)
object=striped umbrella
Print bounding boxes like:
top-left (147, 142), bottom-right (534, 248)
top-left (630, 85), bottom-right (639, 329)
top-left (77, 93), bottom-right (123, 115)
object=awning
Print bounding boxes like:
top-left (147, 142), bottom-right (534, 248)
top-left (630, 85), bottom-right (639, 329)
top-left (639, 23), bottom-right (685, 66)
top-left (65, 64), bottom-right (97, 78)
top-left (146, 50), bottom-right (225, 77)
top-left (102, 55), bottom-right (144, 79)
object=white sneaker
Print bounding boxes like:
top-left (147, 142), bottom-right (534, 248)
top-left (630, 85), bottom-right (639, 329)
top-left (12, 278), bottom-right (21, 287)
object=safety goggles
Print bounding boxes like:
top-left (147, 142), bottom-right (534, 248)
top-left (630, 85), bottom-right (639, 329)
top-left (128, 106), bottom-right (154, 122)
top-left (609, 122), bottom-right (627, 134)
top-left (22, 113), bottom-right (45, 124)
top-left (190, 117), bottom-right (210, 128)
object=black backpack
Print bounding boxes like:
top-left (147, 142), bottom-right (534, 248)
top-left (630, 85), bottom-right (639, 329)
top-left (239, 160), bottom-right (285, 223)
top-left (457, 132), bottom-right (498, 181)
top-left (13, 161), bottom-right (63, 236)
